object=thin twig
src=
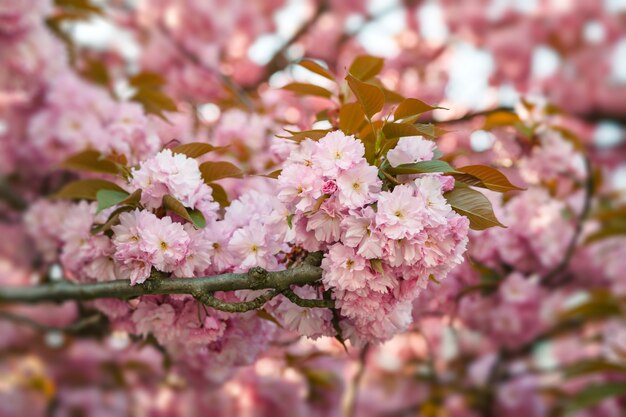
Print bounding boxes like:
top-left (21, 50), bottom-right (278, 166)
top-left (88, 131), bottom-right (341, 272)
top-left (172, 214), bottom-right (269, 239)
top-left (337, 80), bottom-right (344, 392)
top-left (0, 311), bottom-right (104, 334)
top-left (342, 343), bottom-right (370, 417)
top-left (0, 177), bottom-right (27, 212)
top-left (542, 156), bottom-right (594, 286)
top-left (247, 0), bottom-right (328, 90)
top-left (281, 287), bottom-right (335, 308)
top-left (157, 22), bottom-right (256, 111)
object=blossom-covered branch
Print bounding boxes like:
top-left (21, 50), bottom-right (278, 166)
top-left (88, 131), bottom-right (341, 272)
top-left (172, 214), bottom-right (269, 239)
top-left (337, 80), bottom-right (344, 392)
top-left (0, 261), bottom-right (324, 306)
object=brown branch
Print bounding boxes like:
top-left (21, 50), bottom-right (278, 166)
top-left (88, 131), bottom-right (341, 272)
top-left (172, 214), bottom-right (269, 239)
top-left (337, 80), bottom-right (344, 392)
top-left (0, 263), bottom-right (325, 306)
top-left (542, 156), bottom-right (594, 286)
top-left (342, 343), bottom-right (370, 417)
top-left (0, 177), bottom-right (27, 212)
top-left (157, 22), bottom-right (256, 111)
top-left (247, 0), bottom-right (328, 90)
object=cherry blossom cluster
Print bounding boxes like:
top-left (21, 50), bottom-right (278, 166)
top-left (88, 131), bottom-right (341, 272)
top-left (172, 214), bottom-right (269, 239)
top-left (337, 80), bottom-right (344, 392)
top-left (277, 131), bottom-right (469, 343)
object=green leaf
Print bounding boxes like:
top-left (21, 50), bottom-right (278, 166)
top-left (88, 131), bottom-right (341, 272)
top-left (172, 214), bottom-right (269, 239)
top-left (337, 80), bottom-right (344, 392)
top-left (563, 360), bottom-right (626, 379)
top-left (188, 209), bottom-right (206, 229)
top-left (297, 59), bottom-right (335, 81)
top-left (282, 82), bottom-right (333, 99)
top-left (339, 102), bottom-right (366, 134)
top-left (171, 142), bottom-right (225, 158)
top-left (394, 98), bottom-right (447, 121)
top-left (60, 150), bottom-right (120, 175)
top-left (386, 160), bottom-right (456, 175)
top-left (444, 186), bottom-right (506, 230)
top-left (348, 55), bottom-right (384, 81)
top-left (451, 165), bottom-right (525, 193)
top-left (199, 161), bottom-right (244, 183)
top-left (52, 179), bottom-right (126, 201)
top-left (208, 183), bottom-right (230, 207)
top-left (345, 74), bottom-right (385, 120)
top-left (558, 296), bottom-right (621, 322)
top-left (162, 195), bottom-right (205, 228)
top-left (96, 189), bottom-right (130, 213)
top-left (276, 129), bottom-right (332, 142)
top-left (564, 383), bottom-right (626, 413)
top-left (370, 259), bottom-right (384, 274)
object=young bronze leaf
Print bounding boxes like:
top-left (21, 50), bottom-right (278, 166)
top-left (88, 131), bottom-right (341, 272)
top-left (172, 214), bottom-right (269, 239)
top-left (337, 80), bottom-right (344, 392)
top-left (339, 102), bottom-right (366, 134)
top-left (483, 111), bottom-right (521, 130)
top-left (298, 59), bottom-right (335, 81)
top-left (208, 183), bottom-right (230, 207)
top-left (414, 123), bottom-right (447, 139)
top-left (451, 165), bottom-right (525, 193)
top-left (394, 98), bottom-right (447, 120)
top-left (199, 161), bottom-right (244, 183)
top-left (131, 89), bottom-right (178, 120)
top-left (382, 122), bottom-right (423, 139)
top-left (61, 150), bottom-right (120, 175)
top-left (345, 74), bottom-right (384, 119)
top-left (348, 55), bottom-right (384, 81)
top-left (444, 186), bottom-right (506, 230)
top-left (96, 189), bottom-right (130, 213)
top-left (52, 179), bottom-right (126, 201)
top-left (129, 71), bottom-right (166, 89)
top-left (171, 142), bottom-right (225, 158)
top-left (258, 169), bottom-right (282, 179)
top-left (163, 195), bottom-right (206, 228)
top-left (386, 160), bottom-right (456, 175)
top-left (276, 129), bottom-right (331, 142)
top-left (282, 82), bottom-right (333, 99)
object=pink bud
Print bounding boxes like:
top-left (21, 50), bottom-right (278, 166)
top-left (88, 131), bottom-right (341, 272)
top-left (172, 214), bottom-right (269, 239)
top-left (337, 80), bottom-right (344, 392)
top-left (321, 180), bottom-right (338, 195)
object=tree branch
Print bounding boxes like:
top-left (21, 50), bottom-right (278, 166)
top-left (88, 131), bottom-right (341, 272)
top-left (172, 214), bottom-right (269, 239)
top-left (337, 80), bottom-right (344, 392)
top-left (0, 264), bottom-right (324, 305)
top-left (0, 177), bottom-right (28, 212)
top-left (542, 156), bottom-right (594, 286)
top-left (247, 0), bottom-right (328, 90)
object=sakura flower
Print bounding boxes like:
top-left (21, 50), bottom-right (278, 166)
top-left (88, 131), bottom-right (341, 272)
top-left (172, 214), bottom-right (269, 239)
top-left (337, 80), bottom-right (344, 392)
top-left (312, 131), bottom-right (365, 176)
top-left (376, 184), bottom-right (426, 239)
top-left (141, 216), bottom-right (190, 272)
top-left (386, 136), bottom-right (435, 167)
top-left (321, 244), bottom-right (371, 292)
top-left (336, 162), bottom-right (381, 209)
top-left (229, 221), bottom-right (281, 271)
top-left (130, 149), bottom-right (204, 209)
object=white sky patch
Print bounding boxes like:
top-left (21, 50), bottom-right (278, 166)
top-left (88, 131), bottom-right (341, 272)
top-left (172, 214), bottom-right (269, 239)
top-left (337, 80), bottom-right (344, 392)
top-left (605, 0), bottom-right (626, 13)
top-left (418, 1), bottom-right (449, 45)
top-left (470, 130), bottom-right (496, 152)
top-left (583, 20), bottom-right (606, 44)
top-left (357, 7), bottom-right (405, 58)
top-left (446, 42), bottom-right (495, 109)
top-left (611, 38), bottom-right (626, 84)
top-left (487, 0), bottom-right (538, 20)
top-left (594, 121), bottom-right (625, 149)
top-left (72, 17), bottom-right (140, 62)
top-left (498, 83), bottom-right (521, 107)
top-left (611, 164), bottom-right (626, 199)
top-left (531, 45), bottom-right (560, 79)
